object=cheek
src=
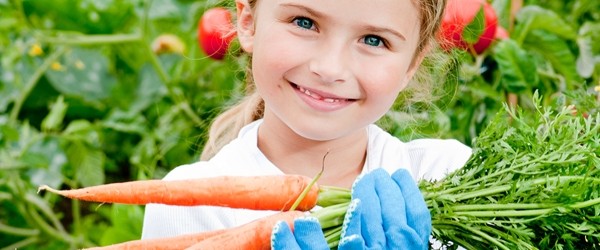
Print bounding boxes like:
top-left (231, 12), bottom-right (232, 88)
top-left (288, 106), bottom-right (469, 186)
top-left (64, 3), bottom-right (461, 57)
top-left (359, 62), bottom-right (411, 111)
top-left (252, 35), bottom-right (297, 81)
top-left (362, 62), bottom-right (410, 94)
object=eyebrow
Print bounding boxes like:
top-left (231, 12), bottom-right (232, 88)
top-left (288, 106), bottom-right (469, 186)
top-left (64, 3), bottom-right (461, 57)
top-left (279, 3), bottom-right (327, 20)
top-left (364, 25), bottom-right (407, 41)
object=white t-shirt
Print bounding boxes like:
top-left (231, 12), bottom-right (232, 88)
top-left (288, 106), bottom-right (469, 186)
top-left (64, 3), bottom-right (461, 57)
top-left (141, 120), bottom-right (472, 239)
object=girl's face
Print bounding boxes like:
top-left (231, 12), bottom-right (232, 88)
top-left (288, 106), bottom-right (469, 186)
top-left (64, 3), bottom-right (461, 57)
top-left (237, 0), bottom-right (422, 141)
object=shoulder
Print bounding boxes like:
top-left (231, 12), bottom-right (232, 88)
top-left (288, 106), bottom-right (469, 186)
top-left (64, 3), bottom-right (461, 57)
top-left (366, 124), bottom-right (471, 181)
top-left (404, 138), bottom-right (472, 181)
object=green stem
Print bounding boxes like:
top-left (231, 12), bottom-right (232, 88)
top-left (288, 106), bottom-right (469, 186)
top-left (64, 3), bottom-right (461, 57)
top-left (0, 222), bottom-right (39, 237)
top-left (435, 221), bottom-right (511, 250)
top-left (449, 202), bottom-right (559, 211)
top-left (454, 208), bottom-right (553, 217)
top-left (426, 156), bottom-right (543, 197)
top-left (0, 236), bottom-right (39, 250)
top-left (141, 40), bottom-right (204, 126)
top-left (452, 176), bottom-right (600, 201)
top-left (515, 18), bottom-right (533, 46)
top-left (26, 193), bottom-right (66, 232)
top-left (12, 0), bottom-right (29, 29)
top-left (316, 186), bottom-right (351, 207)
top-left (0, 191), bottom-right (12, 200)
top-left (311, 202), bottom-right (349, 229)
top-left (0, 162), bottom-right (29, 170)
top-left (26, 204), bottom-right (75, 244)
top-left (289, 152), bottom-right (329, 211)
top-left (324, 226), bottom-right (342, 248)
top-left (570, 196), bottom-right (600, 209)
top-left (452, 197), bottom-right (600, 217)
top-left (37, 33), bottom-right (142, 45)
top-left (9, 47), bottom-right (67, 124)
top-left (72, 199), bottom-right (82, 239)
top-left (143, 41), bottom-right (170, 84)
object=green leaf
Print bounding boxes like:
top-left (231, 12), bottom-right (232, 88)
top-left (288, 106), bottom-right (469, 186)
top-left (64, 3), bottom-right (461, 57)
top-left (63, 120), bottom-right (100, 146)
top-left (491, 0), bottom-right (513, 30)
top-left (576, 22), bottom-right (600, 78)
top-left (99, 204), bottom-right (143, 245)
top-left (462, 7), bottom-right (486, 44)
top-left (102, 109), bottom-right (147, 135)
top-left (0, 53), bottom-right (38, 113)
top-left (66, 141), bottom-right (105, 187)
top-left (514, 5), bottom-right (577, 41)
top-left (25, 137), bottom-right (67, 188)
top-left (45, 47), bottom-right (117, 105)
top-left (23, 0), bottom-right (135, 34)
top-left (129, 64), bottom-right (167, 113)
top-left (570, 0), bottom-right (599, 23)
top-left (492, 39), bottom-right (538, 93)
top-left (522, 30), bottom-right (582, 86)
top-left (147, 0), bottom-right (182, 20)
top-left (41, 95), bottom-right (68, 132)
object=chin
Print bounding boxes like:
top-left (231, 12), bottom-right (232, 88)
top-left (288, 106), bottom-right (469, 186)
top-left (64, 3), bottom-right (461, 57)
top-left (290, 124), bottom-right (347, 142)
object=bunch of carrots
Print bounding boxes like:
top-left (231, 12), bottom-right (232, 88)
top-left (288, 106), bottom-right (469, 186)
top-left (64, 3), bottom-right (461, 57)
top-left (39, 167), bottom-right (354, 249)
top-left (40, 94), bottom-right (600, 249)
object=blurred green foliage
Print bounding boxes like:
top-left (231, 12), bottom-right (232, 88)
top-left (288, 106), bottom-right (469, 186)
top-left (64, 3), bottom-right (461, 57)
top-left (0, 0), bottom-right (598, 249)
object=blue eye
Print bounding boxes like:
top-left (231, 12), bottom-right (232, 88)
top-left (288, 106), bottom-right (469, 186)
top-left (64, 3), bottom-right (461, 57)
top-left (363, 35), bottom-right (384, 47)
top-left (293, 17), bottom-right (314, 30)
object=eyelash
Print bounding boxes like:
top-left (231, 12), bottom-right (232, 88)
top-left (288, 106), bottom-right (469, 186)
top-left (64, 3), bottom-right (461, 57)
top-left (289, 16), bottom-right (390, 49)
top-left (362, 35), bottom-right (389, 49)
top-left (291, 16), bottom-right (316, 31)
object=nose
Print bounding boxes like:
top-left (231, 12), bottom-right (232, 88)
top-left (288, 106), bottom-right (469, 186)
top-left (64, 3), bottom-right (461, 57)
top-left (308, 39), bottom-right (350, 84)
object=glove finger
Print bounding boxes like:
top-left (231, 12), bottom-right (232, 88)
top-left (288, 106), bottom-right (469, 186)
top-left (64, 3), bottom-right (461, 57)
top-left (340, 199), bottom-right (361, 238)
top-left (338, 234), bottom-right (366, 250)
top-left (392, 169), bottom-right (432, 244)
top-left (293, 217), bottom-right (329, 250)
top-left (348, 169), bottom-right (385, 246)
top-left (373, 168), bottom-right (404, 227)
top-left (372, 168), bottom-right (406, 249)
top-left (271, 220), bottom-right (301, 250)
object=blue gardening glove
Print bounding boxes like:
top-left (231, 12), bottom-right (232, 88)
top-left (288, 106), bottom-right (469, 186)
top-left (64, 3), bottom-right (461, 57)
top-left (271, 216), bottom-right (329, 250)
top-left (339, 168), bottom-right (432, 250)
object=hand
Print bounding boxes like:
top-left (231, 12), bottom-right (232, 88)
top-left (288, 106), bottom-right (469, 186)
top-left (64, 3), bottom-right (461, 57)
top-left (271, 216), bottom-right (329, 250)
top-left (339, 168), bottom-right (432, 250)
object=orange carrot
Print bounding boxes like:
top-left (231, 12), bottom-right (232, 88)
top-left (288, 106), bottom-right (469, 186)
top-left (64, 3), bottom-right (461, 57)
top-left (85, 229), bottom-right (226, 250)
top-left (84, 211), bottom-right (304, 250)
top-left (38, 175), bottom-right (319, 211)
top-left (184, 211), bottom-right (305, 250)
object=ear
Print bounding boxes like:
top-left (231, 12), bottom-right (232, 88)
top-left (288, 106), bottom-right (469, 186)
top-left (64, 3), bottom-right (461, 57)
top-left (236, 0), bottom-right (255, 53)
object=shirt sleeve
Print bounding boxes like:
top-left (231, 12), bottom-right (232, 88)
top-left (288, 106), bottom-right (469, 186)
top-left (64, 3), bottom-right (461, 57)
top-left (405, 138), bottom-right (472, 181)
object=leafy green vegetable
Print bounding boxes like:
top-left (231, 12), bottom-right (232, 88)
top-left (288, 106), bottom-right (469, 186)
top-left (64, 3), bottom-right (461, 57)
top-left (423, 92), bottom-right (600, 249)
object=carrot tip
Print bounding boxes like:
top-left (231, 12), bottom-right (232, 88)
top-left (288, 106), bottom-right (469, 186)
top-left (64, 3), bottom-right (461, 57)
top-left (38, 185), bottom-right (57, 194)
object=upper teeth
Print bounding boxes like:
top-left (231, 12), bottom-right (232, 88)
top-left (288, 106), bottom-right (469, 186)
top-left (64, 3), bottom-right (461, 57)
top-left (298, 86), bottom-right (341, 103)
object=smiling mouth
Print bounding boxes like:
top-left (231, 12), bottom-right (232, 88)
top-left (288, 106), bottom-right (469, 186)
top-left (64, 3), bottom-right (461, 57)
top-left (291, 83), bottom-right (355, 103)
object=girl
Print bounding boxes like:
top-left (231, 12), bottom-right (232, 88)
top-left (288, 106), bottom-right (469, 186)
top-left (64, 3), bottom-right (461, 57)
top-left (142, 0), bottom-right (471, 248)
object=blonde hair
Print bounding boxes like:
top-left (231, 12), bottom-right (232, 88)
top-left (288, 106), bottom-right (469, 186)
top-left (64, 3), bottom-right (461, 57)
top-left (200, 0), bottom-right (448, 160)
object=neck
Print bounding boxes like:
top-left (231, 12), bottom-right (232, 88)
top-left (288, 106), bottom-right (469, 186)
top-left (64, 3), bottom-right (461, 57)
top-left (257, 115), bottom-right (367, 188)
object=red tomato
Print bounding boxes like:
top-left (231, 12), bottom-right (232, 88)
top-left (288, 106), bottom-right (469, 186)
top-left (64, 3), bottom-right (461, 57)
top-left (439, 0), bottom-right (498, 54)
top-left (197, 8), bottom-right (235, 60)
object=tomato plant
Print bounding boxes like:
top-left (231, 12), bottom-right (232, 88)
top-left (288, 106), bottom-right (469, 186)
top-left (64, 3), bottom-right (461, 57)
top-left (197, 7), bottom-right (236, 60)
top-left (439, 0), bottom-right (498, 54)
top-left (0, 0), bottom-right (599, 249)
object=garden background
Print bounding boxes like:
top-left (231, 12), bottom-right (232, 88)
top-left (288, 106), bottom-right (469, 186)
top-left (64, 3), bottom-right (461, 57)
top-left (1, 0), bottom-right (599, 249)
